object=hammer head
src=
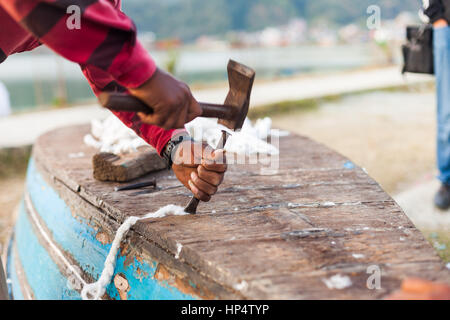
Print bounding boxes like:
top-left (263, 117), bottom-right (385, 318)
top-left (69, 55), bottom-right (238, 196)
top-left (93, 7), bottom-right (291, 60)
top-left (219, 60), bottom-right (255, 131)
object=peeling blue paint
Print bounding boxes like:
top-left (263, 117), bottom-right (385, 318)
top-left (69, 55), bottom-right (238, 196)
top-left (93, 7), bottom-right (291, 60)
top-left (14, 202), bottom-right (80, 299)
top-left (6, 241), bottom-right (24, 300)
top-left (343, 161), bottom-right (355, 170)
top-left (26, 159), bottom-right (111, 279)
top-left (7, 158), bottom-right (197, 300)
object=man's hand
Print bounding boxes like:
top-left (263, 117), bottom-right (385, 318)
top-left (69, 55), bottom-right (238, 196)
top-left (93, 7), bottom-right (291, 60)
top-left (171, 140), bottom-right (227, 202)
top-left (129, 68), bottom-right (202, 130)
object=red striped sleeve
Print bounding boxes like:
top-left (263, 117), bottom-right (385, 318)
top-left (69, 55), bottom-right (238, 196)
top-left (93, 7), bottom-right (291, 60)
top-left (0, 0), bottom-right (156, 88)
top-left (81, 64), bottom-right (180, 155)
top-left (0, 1), bottom-right (178, 154)
top-left (0, 6), bottom-right (41, 58)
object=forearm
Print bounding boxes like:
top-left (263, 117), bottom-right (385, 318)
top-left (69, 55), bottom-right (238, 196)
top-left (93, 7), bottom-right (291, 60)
top-left (0, 0), bottom-right (155, 88)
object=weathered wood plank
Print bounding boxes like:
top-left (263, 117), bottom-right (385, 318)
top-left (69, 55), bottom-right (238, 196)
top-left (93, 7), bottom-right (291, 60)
top-left (92, 147), bottom-right (166, 182)
top-left (40, 166), bottom-right (241, 299)
top-left (31, 124), bottom-right (450, 299)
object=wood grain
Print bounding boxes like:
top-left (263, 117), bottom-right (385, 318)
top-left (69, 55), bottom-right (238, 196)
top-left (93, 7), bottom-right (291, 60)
top-left (92, 147), bottom-right (166, 182)
top-left (31, 124), bottom-right (450, 299)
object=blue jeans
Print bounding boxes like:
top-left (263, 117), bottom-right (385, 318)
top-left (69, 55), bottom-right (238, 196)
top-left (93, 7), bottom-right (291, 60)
top-left (435, 26), bottom-right (450, 184)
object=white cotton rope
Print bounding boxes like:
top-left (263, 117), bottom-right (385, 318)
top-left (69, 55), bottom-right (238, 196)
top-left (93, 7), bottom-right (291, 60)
top-left (81, 205), bottom-right (188, 300)
top-left (84, 115), bottom-right (288, 156)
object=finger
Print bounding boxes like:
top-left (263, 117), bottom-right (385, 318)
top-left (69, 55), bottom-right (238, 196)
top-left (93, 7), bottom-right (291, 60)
top-left (204, 149), bottom-right (226, 163)
top-left (137, 112), bottom-right (165, 127)
top-left (174, 99), bottom-right (190, 129)
top-left (201, 161), bottom-right (227, 173)
top-left (156, 104), bottom-right (178, 129)
top-left (137, 112), bottom-right (154, 124)
top-left (188, 180), bottom-right (211, 202)
top-left (190, 172), bottom-right (218, 196)
top-left (186, 96), bottom-right (202, 123)
top-left (201, 151), bottom-right (228, 172)
top-left (161, 113), bottom-right (179, 130)
top-left (197, 165), bottom-right (224, 186)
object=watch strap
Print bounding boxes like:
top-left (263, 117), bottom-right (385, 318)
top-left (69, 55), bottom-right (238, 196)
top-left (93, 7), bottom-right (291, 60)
top-left (162, 133), bottom-right (194, 169)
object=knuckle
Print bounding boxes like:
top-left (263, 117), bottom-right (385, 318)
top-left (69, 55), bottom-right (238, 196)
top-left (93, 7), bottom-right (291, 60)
top-left (167, 97), bottom-right (179, 107)
top-left (196, 191), bottom-right (206, 201)
top-left (155, 116), bottom-right (165, 126)
top-left (213, 176), bottom-right (222, 186)
top-left (166, 117), bottom-right (177, 128)
top-left (181, 82), bottom-right (190, 93)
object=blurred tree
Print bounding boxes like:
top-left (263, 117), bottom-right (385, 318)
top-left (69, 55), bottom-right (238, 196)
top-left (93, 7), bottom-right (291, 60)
top-left (122, 0), bottom-right (419, 41)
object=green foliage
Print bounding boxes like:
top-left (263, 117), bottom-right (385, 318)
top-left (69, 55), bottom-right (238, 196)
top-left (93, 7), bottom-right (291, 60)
top-left (425, 230), bottom-right (450, 262)
top-left (165, 50), bottom-right (179, 75)
top-left (122, 0), bottom-right (420, 41)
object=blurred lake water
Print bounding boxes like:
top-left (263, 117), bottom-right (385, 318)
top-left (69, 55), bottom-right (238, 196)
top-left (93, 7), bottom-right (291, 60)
top-left (0, 44), bottom-right (383, 113)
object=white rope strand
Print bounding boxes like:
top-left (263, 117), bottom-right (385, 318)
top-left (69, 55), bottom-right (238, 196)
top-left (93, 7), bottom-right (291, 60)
top-left (81, 205), bottom-right (188, 300)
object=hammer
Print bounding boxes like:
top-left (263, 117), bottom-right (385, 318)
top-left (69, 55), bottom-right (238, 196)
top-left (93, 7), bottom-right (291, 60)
top-left (98, 59), bottom-right (256, 214)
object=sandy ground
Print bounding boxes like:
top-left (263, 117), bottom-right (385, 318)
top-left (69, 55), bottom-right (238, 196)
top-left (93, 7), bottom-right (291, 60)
top-left (395, 179), bottom-right (450, 231)
top-left (0, 177), bottom-right (24, 255)
top-left (272, 90), bottom-right (437, 195)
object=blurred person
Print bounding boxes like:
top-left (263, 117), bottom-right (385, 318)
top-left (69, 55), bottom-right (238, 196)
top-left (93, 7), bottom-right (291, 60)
top-left (0, 0), bottom-right (226, 203)
top-left (422, 1), bottom-right (450, 209)
top-left (0, 81), bottom-right (10, 117)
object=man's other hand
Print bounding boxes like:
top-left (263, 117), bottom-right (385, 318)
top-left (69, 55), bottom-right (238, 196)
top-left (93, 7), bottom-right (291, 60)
top-left (129, 68), bottom-right (202, 130)
top-left (171, 141), bottom-right (227, 202)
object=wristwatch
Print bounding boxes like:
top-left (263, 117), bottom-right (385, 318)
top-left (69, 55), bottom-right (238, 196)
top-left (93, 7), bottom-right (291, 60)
top-left (161, 133), bottom-right (194, 169)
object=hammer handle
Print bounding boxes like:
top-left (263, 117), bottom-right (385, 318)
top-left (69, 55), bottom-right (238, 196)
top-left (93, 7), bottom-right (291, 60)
top-left (98, 92), bottom-right (235, 120)
top-left (184, 131), bottom-right (230, 215)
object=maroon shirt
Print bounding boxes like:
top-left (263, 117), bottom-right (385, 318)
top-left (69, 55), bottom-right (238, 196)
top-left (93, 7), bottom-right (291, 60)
top-left (0, 0), bottom-right (179, 154)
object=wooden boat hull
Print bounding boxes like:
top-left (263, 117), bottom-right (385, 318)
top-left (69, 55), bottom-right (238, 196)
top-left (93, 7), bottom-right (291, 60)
top-left (5, 124), bottom-right (450, 300)
top-left (7, 159), bottom-right (197, 300)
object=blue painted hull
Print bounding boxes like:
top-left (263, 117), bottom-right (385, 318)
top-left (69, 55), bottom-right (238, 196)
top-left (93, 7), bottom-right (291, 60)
top-left (6, 159), bottom-right (197, 300)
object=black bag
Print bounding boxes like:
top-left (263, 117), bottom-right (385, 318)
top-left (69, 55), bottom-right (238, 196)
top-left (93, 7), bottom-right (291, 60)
top-left (402, 25), bottom-right (434, 75)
